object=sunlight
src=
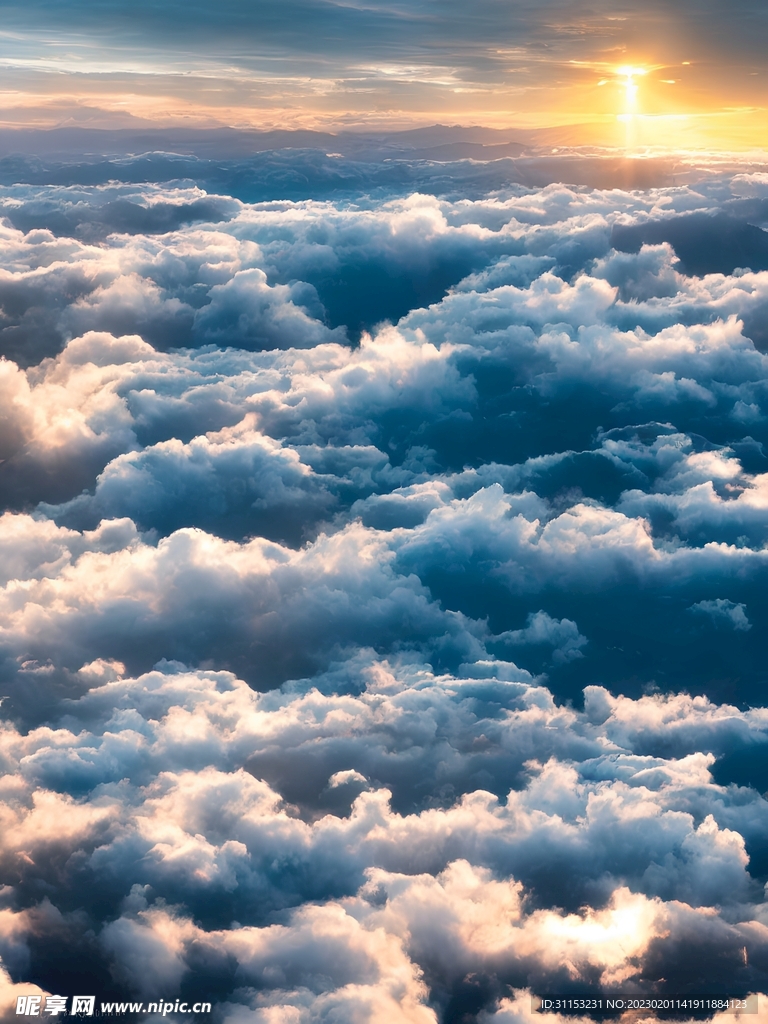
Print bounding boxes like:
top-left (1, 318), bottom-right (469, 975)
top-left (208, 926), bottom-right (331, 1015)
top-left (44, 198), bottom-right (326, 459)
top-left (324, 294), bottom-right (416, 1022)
top-left (613, 65), bottom-right (648, 152)
top-left (615, 65), bottom-right (648, 115)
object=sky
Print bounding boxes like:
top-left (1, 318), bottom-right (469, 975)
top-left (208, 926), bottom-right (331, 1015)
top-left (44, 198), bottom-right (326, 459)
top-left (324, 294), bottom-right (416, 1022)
top-left (0, 0), bottom-right (765, 146)
top-left (2, 3), bottom-right (768, 1024)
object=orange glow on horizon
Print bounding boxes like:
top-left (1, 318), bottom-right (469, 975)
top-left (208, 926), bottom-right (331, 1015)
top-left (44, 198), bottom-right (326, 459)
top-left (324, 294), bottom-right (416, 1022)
top-left (0, 46), bottom-right (762, 153)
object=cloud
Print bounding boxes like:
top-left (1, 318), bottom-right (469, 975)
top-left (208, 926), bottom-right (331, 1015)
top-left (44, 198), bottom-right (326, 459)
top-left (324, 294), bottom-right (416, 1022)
top-left (610, 214), bottom-right (768, 278)
top-left (2, 658), bottom-right (768, 1015)
top-left (1, 160), bottom-right (768, 1019)
top-left (0, 0), bottom-right (766, 150)
top-left (48, 420), bottom-right (339, 544)
top-left (690, 598), bottom-right (752, 632)
top-left (499, 611), bottom-right (587, 663)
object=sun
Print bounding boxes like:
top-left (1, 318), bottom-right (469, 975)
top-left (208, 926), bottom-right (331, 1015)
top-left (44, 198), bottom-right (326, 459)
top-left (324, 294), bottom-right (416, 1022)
top-left (615, 65), bottom-right (648, 113)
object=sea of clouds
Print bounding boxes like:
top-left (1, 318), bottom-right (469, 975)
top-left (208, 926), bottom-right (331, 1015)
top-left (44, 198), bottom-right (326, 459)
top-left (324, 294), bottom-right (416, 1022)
top-left (1, 150), bottom-right (768, 1022)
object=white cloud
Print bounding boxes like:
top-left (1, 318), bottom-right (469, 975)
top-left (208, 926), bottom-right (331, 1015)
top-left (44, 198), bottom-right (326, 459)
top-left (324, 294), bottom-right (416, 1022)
top-left (690, 598), bottom-right (752, 632)
top-left (0, 167), bottom-right (767, 1016)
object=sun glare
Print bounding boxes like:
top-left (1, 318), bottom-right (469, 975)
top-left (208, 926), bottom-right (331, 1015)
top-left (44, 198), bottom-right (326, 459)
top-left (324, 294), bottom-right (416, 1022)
top-left (615, 65), bottom-right (647, 113)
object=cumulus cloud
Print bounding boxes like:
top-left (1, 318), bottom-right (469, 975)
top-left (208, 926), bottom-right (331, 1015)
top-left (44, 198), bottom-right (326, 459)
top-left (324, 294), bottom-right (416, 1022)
top-left (2, 659), bottom-right (768, 1017)
top-left (690, 599), bottom-right (752, 632)
top-left (0, 159), bottom-right (767, 1020)
top-left (499, 611), bottom-right (587, 663)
